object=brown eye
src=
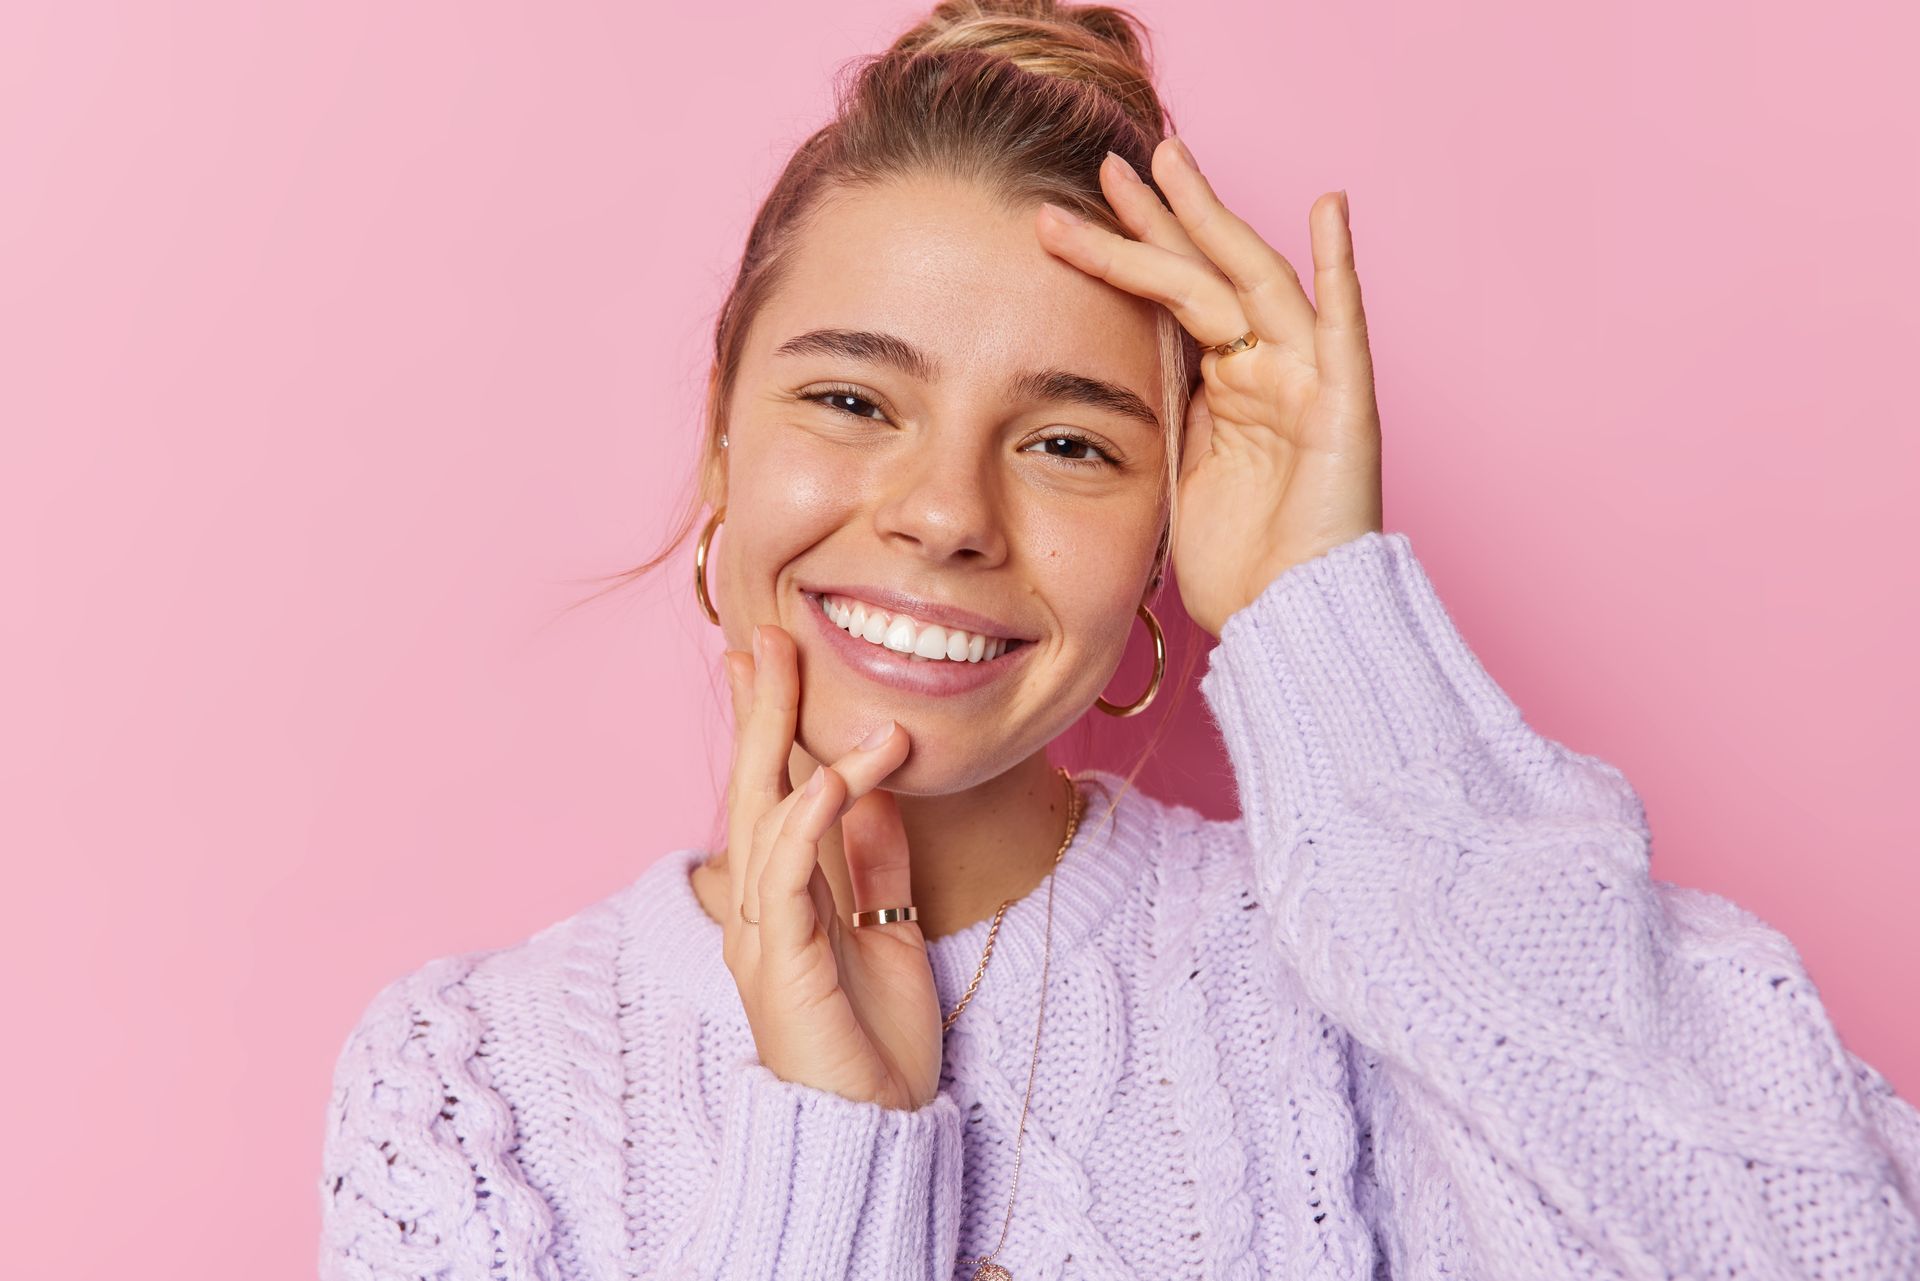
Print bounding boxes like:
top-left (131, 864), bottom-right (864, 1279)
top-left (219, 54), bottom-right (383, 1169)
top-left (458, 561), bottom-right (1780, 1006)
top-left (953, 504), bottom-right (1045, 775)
top-left (1021, 432), bottom-right (1119, 468)
top-left (809, 390), bottom-right (888, 420)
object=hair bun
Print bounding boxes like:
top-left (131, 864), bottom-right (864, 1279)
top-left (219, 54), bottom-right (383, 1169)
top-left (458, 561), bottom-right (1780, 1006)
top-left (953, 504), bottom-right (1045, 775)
top-left (888, 0), bottom-right (1167, 138)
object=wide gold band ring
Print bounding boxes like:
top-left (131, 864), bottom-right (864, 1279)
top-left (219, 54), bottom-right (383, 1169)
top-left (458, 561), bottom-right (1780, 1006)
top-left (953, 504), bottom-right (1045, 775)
top-left (1209, 329), bottom-right (1259, 357)
top-left (851, 905), bottom-right (919, 928)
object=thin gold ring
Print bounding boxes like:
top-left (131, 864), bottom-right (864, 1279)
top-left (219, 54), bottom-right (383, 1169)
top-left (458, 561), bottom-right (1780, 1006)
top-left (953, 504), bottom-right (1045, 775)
top-left (739, 902), bottom-right (758, 926)
top-left (1209, 329), bottom-right (1259, 358)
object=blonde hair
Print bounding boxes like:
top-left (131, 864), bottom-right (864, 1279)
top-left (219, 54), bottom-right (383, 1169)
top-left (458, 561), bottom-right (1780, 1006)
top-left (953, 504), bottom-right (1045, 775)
top-left (579, 0), bottom-right (1205, 811)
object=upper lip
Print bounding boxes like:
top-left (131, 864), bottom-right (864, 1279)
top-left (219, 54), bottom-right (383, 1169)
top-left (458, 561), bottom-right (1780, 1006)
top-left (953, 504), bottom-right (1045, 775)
top-left (800, 583), bottom-right (1036, 641)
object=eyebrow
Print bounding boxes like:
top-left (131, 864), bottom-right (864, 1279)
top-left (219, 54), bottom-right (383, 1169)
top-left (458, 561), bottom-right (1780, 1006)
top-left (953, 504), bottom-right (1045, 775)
top-left (772, 327), bottom-right (1162, 433)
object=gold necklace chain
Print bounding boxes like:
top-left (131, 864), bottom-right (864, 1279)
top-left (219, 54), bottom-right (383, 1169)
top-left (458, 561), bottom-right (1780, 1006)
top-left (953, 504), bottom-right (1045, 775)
top-left (940, 765), bottom-right (1081, 1031)
top-left (950, 764), bottom-right (1084, 1281)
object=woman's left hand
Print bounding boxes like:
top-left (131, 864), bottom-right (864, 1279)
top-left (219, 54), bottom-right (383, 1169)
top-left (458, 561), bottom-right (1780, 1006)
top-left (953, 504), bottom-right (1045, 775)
top-left (1035, 137), bottom-right (1384, 638)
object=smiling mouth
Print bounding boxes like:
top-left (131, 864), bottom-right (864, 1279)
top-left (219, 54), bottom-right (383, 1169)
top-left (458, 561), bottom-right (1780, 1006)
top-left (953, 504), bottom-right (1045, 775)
top-left (804, 591), bottom-right (1030, 664)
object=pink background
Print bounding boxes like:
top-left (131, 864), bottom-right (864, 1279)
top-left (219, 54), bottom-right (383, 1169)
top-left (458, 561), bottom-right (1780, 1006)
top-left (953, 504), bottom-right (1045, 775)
top-left (5, 2), bottom-right (1915, 1274)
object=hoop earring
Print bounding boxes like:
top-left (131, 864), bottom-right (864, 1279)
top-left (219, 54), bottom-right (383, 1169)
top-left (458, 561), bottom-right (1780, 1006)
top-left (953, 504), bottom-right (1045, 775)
top-left (695, 505), bottom-right (724, 626)
top-left (1095, 603), bottom-right (1165, 718)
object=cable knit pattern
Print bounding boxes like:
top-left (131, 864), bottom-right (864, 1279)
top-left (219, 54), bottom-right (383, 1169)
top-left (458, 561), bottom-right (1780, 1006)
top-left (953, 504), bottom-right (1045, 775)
top-left (318, 529), bottom-right (1920, 1279)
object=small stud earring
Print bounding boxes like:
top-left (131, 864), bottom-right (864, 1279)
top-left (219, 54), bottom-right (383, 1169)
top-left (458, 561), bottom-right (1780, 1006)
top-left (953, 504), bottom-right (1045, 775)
top-left (718, 433), bottom-right (729, 449)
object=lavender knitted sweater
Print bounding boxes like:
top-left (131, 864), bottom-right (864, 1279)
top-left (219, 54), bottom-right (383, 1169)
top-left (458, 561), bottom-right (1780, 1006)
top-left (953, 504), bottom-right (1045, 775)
top-left (317, 530), bottom-right (1920, 1279)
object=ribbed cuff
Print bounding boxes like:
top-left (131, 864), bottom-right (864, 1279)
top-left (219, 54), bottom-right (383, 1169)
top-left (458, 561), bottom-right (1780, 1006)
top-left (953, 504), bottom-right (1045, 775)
top-left (1198, 529), bottom-right (1525, 831)
top-left (691, 1059), bottom-right (963, 1279)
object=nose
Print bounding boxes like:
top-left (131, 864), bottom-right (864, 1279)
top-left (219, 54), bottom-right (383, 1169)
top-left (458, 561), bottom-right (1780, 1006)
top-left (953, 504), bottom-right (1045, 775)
top-left (870, 444), bottom-right (1009, 567)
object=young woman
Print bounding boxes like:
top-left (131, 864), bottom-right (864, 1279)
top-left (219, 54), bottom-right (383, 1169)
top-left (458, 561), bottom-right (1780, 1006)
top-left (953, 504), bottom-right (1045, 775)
top-left (318, 3), bottom-right (1920, 1277)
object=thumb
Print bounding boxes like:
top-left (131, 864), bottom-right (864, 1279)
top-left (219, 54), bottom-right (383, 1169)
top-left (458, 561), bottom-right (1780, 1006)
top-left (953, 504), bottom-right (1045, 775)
top-left (840, 789), bottom-right (916, 929)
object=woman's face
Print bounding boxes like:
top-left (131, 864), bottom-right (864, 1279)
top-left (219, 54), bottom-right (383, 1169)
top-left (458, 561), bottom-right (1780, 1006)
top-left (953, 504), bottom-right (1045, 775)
top-left (715, 173), bottom-right (1170, 795)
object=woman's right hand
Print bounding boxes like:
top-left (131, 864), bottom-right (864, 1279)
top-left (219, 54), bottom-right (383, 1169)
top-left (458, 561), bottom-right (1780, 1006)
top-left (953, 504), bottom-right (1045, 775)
top-left (718, 623), bottom-right (945, 1112)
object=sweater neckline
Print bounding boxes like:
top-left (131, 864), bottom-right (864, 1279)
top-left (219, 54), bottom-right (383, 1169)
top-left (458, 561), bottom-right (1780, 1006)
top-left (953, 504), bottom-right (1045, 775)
top-left (633, 768), bottom-right (1160, 1020)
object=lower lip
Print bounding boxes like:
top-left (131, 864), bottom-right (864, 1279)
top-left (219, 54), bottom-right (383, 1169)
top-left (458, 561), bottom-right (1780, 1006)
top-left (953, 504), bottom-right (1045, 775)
top-left (801, 591), bottom-right (1033, 697)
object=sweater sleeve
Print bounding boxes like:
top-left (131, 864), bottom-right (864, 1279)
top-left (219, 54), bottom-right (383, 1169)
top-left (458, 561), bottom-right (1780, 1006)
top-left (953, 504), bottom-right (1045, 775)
top-left (647, 1057), bottom-right (965, 1279)
top-left (320, 956), bottom-right (962, 1281)
top-left (317, 956), bottom-right (561, 1281)
top-left (1198, 529), bottom-right (1920, 1278)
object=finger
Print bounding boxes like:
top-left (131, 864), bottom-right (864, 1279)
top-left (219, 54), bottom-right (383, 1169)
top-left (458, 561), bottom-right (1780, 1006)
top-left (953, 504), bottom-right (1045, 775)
top-left (717, 650), bottom-right (754, 918)
top-left (1176, 382), bottom-right (1216, 487)
top-left (807, 862), bottom-right (840, 945)
top-left (840, 788), bottom-right (919, 942)
top-left (758, 763), bottom-right (847, 957)
top-left (724, 650), bottom-right (751, 730)
top-left (827, 719), bottom-right (909, 795)
top-left (728, 626), bottom-right (797, 915)
top-left (723, 651), bottom-right (754, 803)
top-left (1150, 135), bottom-right (1320, 353)
top-left (722, 649), bottom-right (759, 913)
top-left (744, 626), bottom-right (799, 807)
top-left (1035, 202), bottom-right (1250, 353)
top-left (742, 718), bottom-right (908, 925)
top-left (1099, 149), bottom-right (1202, 261)
top-left (736, 627), bottom-right (799, 924)
top-left (1308, 190), bottom-right (1375, 398)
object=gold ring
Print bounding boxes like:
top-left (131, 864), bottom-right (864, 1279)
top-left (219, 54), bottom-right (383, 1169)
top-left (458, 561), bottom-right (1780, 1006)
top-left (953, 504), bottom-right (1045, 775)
top-left (851, 905), bottom-right (919, 928)
top-left (739, 902), bottom-right (759, 926)
top-left (1210, 329), bottom-right (1259, 357)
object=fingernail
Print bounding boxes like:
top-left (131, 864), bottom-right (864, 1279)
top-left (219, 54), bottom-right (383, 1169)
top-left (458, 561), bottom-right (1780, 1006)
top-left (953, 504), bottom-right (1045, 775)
top-left (858, 720), bottom-right (896, 750)
top-left (805, 767), bottom-right (827, 796)
top-left (1169, 135), bottom-right (1196, 169)
top-left (1040, 200), bottom-right (1083, 226)
top-left (1103, 150), bottom-right (1142, 184)
top-left (1338, 189), bottom-right (1350, 226)
top-left (751, 626), bottom-right (764, 664)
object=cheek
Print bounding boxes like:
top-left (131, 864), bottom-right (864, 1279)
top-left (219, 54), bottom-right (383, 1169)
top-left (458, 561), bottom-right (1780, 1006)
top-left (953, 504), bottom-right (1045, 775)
top-left (755, 431), bottom-right (858, 526)
top-left (717, 439), bottom-right (861, 622)
top-left (1073, 492), bottom-right (1164, 670)
top-left (1023, 486), bottom-right (1163, 593)
top-left (1022, 508), bottom-right (1160, 669)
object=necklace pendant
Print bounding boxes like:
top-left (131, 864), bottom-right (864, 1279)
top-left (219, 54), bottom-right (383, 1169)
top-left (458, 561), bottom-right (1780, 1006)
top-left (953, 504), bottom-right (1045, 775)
top-left (971, 1263), bottom-right (1012, 1281)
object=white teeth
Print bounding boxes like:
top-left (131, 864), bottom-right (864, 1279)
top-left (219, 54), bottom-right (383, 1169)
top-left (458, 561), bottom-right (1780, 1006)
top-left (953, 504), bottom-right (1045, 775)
top-left (913, 625), bottom-right (950, 659)
top-left (817, 592), bottom-right (1013, 663)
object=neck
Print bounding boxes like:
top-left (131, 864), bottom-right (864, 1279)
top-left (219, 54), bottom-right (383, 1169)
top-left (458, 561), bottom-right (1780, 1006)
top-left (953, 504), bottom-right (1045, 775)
top-left (695, 749), bottom-right (1074, 941)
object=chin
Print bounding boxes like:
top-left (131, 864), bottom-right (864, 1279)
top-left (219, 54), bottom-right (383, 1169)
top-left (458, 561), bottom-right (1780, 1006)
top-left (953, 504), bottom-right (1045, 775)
top-left (794, 710), bottom-right (1024, 798)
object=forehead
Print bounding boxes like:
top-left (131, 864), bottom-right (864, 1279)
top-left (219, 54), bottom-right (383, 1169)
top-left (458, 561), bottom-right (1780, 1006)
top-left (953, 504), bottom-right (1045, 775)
top-left (753, 173), bottom-right (1164, 396)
